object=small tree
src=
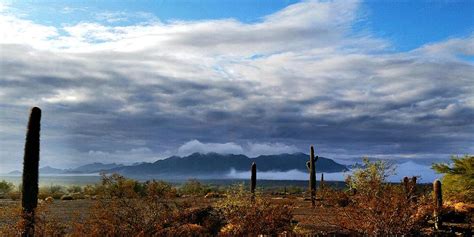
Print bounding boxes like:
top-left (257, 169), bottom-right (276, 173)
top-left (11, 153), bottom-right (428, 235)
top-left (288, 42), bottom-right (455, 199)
top-left (346, 157), bottom-right (395, 196)
top-left (432, 155), bottom-right (473, 203)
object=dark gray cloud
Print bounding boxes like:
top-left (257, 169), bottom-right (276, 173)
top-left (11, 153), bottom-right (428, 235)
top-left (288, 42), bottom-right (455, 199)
top-left (0, 1), bottom-right (473, 172)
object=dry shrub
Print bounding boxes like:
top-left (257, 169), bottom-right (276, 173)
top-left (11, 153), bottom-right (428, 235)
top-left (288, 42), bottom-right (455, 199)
top-left (321, 188), bottom-right (351, 207)
top-left (337, 185), bottom-right (433, 235)
top-left (332, 158), bottom-right (434, 235)
top-left (0, 202), bottom-right (21, 236)
top-left (72, 197), bottom-right (225, 236)
top-left (163, 206), bottom-right (225, 236)
top-left (217, 185), bottom-right (293, 235)
top-left (71, 198), bottom-right (176, 236)
top-left (38, 185), bottom-right (66, 200)
top-left (89, 173), bottom-right (178, 199)
top-left (98, 173), bottom-right (143, 198)
top-left (145, 180), bottom-right (178, 199)
top-left (7, 191), bottom-right (21, 200)
top-left (34, 204), bottom-right (69, 236)
top-left (179, 179), bottom-right (215, 196)
top-left (71, 174), bottom-right (223, 236)
top-left (0, 202), bottom-right (68, 237)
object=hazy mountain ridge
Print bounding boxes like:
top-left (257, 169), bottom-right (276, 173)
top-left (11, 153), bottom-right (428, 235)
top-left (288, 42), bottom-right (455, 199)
top-left (9, 153), bottom-right (347, 177)
top-left (8, 162), bottom-right (124, 175)
top-left (65, 162), bottom-right (124, 173)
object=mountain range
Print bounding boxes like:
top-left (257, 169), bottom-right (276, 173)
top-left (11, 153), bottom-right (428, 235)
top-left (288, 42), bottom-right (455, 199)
top-left (8, 152), bottom-right (348, 179)
top-left (8, 162), bottom-right (124, 175)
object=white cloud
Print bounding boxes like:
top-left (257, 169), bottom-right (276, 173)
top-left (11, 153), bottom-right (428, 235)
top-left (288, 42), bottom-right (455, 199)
top-left (0, 15), bottom-right (58, 48)
top-left (226, 162), bottom-right (441, 182)
top-left (417, 35), bottom-right (474, 58)
top-left (246, 142), bottom-right (299, 157)
top-left (0, 0), bottom-right (366, 54)
top-left (177, 140), bottom-right (244, 156)
top-left (176, 140), bottom-right (301, 157)
top-left (42, 88), bottom-right (90, 104)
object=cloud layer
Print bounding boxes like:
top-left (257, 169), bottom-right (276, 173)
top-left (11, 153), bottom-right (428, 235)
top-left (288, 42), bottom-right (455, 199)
top-left (177, 140), bottom-right (299, 157)
top-left (226, 161), bottom-right (441, 182)
top-left (0, 1), bottom-right (473, 173)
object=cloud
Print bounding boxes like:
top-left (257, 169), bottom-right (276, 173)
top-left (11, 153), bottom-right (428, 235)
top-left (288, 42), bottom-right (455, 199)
top-left (417, 35), bottom-right (474, 58)
top-left (226, 161), bottom-right (441, 182)
top-left (0, 0), bottom-right (473, 173)
top-left (0, 0), bottom-right (364, 54)
top-left (176, 140), bottom-right (300, 157)
top-left (245, 142), bottom-right (299, 157)
top-left (177, 140), bottom-right (244, 156)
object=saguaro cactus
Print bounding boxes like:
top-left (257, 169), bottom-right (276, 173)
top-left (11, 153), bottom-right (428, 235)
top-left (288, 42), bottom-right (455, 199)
top-left (433, 179), bottom-right (443, 230)
top-left (403, 176), bottom-right (418, 202)
top-left (22, 107), bottom-right (41, 237)
top-left (250, 162), bottom-right (256, 196)
top-left (411, 176), bottom-right (417, 202)
top-left (320, 172), bottom-right (324, 190)
top-left (306, 146), bottom-right (318, 207)
top-left (403, 176), bottom-right (410, 193)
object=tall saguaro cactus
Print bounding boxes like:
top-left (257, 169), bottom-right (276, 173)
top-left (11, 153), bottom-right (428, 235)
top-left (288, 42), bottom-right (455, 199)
top-left (433, 179), bottom-right (443, 230)
top-left (250, 162), bottom-right (256, 199)
top-left (22, 107), bottom-right (41, 237)
top-left (306, 146), bottom-right (318, 207)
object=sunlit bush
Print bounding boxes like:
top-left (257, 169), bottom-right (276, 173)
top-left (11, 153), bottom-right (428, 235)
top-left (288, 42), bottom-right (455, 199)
top-left (337, 159), bottom-right (432, 235)
top-left (217, 184), bottom-right (293, 235)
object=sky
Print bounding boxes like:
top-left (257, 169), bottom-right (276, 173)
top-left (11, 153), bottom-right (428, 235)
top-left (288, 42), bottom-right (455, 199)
top-left (0, 0), bottom-right (473, 173)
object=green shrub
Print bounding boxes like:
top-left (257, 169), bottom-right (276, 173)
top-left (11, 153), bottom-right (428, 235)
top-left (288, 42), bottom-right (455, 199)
top-left (67, 185), bottom-right (82, 193)
top-left (179, 179), bottom-right (214, 196)
top-left (99, 173), bottom-right (143, 198)
top-left (38, 185), bottom-right (66, 199)
top-left (0, 180), bottom-right (14, 198)
top-left (345, 158), bottom-right (395, 195)
top-left (432, 155), bottom-right (473, 203)
top-left (83, 184), bottom-right (100, 196)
